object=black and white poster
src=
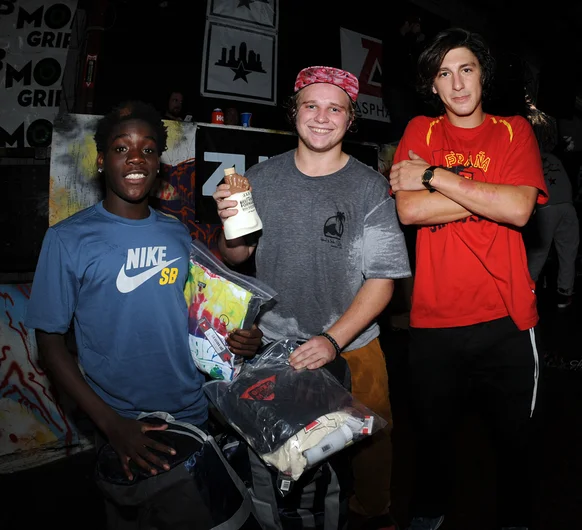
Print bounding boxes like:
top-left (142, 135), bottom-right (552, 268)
top-left (0, 0), bottom-right (78, 147)
top-left (207, 0), bottom-right (278, 29)
top-left (200, 0), bottom-right (278, 106)
top-left (200, 21), bottom-right (277, 105)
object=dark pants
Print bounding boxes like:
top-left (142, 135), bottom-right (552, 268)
top-left (407, 317), bottom-right (542, 528)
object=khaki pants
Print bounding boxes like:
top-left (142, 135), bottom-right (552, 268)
top-left (342, 338), bottom-right (393, 517)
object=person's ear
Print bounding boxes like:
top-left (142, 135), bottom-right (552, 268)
top-left (97, 152), bottom-right (104, 172)
top-left (432, 85), bottom-right (437, 94)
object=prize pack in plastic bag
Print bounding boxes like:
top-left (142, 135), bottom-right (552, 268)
top-left (184, 240), bottom-right (276, 381)
top-left (204, 338), bottom-right (388, 491)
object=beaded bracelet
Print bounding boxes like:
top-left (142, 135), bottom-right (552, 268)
top-left (319, 332), bottom-right (342, 356)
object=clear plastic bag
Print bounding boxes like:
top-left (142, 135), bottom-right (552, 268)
top-left (185, 240), bottom-right (276, 381)
top-left (204, 338), bottom-right (388, 484)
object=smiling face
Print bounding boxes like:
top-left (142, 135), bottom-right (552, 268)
top-left (295, 83), bottom-right (352, 154)
top-left (432, 46), bottom-right (485, 128)
top-left (97, 119), bottom-right (160, 217)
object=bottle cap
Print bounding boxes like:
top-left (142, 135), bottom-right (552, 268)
top-left (224, 167), bottom-right (236, 175)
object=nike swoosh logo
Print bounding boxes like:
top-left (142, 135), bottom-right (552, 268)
top-left (116, 257), bottom-right (181, 293)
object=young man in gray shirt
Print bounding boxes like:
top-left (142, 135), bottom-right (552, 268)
top-left (213, 66), bottom-right (411, 530)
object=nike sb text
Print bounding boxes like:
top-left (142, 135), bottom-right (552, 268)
top-left (116, 246), bottom-right (181, 293)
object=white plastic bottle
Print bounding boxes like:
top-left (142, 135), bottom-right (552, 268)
top-left (222, 167), bottom-right (263, 240)
top-left (303, 423), bottom-right (354, 467)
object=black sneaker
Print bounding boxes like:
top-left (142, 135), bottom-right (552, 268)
top-left (557, 292), bottom-right (573, 309)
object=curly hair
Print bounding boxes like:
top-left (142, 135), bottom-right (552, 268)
top-left (283, 90), bottom-right (357, 132)
top-left (416, 28), bottom-right (496, 115)
top-left (94, 100), bottom-right (168, 154)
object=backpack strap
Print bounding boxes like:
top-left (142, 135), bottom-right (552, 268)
top-left (296, 475), bottom-right (317, 528)
top-left (322, 462), bottom-right (341, 530)
top-left (146, 414), bottom-right (259, 530)
top-left (207, 435), bottom-right (258, 530)
top-left (248, 445), bottom-right (283, 530)
top-left (295, 463), bottom-right (341, 530)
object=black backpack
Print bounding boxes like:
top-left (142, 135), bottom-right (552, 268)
top-left (218, 431), bottom-right (351, 530)
top-left (213, 346), bottom-right (353, 530)
top-left (94, 412), bottom-right (262, 530)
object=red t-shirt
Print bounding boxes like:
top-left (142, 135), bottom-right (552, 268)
top-left (394, 114), bottom-right (548, 331)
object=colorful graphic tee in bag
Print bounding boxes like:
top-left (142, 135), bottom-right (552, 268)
top-left (184, 240), bottom-right (276, 381)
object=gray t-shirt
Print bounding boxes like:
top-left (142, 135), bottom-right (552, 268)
top-left (246, 149), bottom-right (411, 351)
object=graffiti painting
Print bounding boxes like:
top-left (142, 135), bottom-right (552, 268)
top-left (0, 283), bottom-right (91, 471)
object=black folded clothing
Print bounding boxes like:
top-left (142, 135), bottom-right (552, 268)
top-left (210, 363), bottom-right (354, 455)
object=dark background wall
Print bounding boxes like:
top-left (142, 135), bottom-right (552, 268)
top-left (90, 0), bottom-right (449, 145)
top-left (91, 0), bottom-right (576, 138)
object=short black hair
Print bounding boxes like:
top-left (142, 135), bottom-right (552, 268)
top-left (94, 100), bottom-right (168, 154)
top-left (416, 27), bottom-right (495, 115)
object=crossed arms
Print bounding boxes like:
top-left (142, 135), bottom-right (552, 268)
top-left (389, 150), bottom-right (540, 227)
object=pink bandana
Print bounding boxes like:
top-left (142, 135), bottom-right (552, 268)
top-left (294, 66), bottom-right (359, 102)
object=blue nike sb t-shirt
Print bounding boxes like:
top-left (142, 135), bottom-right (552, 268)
top-left (25, 202), bottom-right (208, 425)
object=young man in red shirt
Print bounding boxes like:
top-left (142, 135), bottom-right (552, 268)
top-left (389, 28), bottom-right (548, 530)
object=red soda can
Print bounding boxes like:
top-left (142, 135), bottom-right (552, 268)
top-left (211, 108), bottom-right (224, 124)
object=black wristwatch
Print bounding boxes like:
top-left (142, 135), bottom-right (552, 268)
top-left (421, 165), bottom-right (439, 192)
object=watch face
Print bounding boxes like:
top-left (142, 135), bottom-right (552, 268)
top-left (422, 167), bottom-right (436, 191)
